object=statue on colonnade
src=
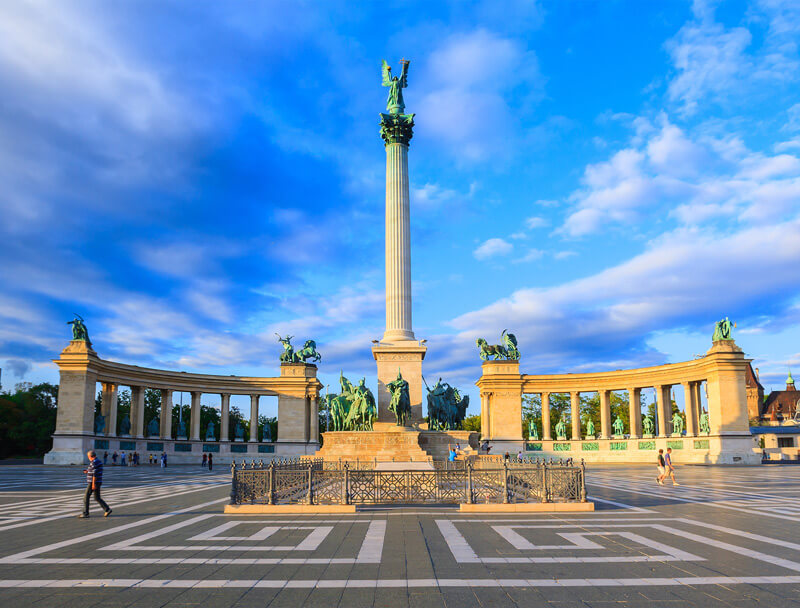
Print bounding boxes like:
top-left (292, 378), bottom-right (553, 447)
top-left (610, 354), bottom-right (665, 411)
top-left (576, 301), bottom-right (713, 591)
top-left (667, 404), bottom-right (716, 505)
top-left (528, 418), bottom-right (539, 441)
top-left (555, 416), bottom-right (567, 440)
top-left (276, 334), bottom-right (321, 363)
top-left (584, 417), bottom-right (596, 438)
top-left (712, 317), bottom-right (736, 341)
top-left (671, 412), bottom-right (684, 435)
top-left (642, 415), bottom-right (654, 435)
top-left (699, 410), bottom-right (710, 434)
top-left (476, 329), bottom-right (520, 361)
top-left (67, 314), bottom-right (91, 345)
top-left (613, 415), bottom-right (625, 436)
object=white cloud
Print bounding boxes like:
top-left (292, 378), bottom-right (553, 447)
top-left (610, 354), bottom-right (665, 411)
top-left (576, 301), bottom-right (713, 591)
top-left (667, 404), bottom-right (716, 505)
top-left (554, 250), bottom-right (577, 260)
top-left (515, 248), bottom-right (544, 263)
top-left (473, 238), bottom-right (513, 260)
top-left (524, 216), bottom-right (548, 229)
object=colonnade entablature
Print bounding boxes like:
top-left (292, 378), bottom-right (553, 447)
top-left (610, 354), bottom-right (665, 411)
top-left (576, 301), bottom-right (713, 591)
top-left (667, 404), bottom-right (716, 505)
top-left (476, 340), bottom-right (758, 464)
top-left (45, 340), bottom-right (322, 464)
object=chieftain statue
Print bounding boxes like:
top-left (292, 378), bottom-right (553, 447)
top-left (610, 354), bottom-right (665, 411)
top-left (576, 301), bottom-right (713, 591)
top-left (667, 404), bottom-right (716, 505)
top-left (528, 418), bottom-right (539, 441)
top-left (119, 415), bottom-right (131, 436)
top-left (585, 417), bottom-right (596, 438)
top-left (67, 314), bottom-right (91, 345)
top-left (476, 330), bottom-right (520, 361)
top-left (276, 334), bottom-right (321, 363)
top-left (205, 422), bottom-right (216, 441)
top-left (147, 417), bottom-right (159, 437)
top-left (234, 421), bottom-right (245, 441)
top-left (386, 370), bottom-right (412, 427)
top-left (712, 317), bottom-right (736, 341)
top-left (328, 372), bottom-right (377, 431)
top-left (425, 377), bottom-right (469, 430)
top-left (699, 410), bottom-right (710, 434)
top-left (642, 415), bottom-right (654, 435)
top-left (94, 413), bottom-right (106, 435)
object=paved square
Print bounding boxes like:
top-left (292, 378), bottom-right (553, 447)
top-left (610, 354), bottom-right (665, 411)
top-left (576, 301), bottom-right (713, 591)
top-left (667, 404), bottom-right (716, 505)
top-left (1, 464), bottom-right (800, 606)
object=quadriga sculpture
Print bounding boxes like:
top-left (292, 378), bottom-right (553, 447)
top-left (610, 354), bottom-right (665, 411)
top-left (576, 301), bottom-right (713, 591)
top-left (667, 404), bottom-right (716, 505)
top-left (476, 329), bottom-right (520, 361)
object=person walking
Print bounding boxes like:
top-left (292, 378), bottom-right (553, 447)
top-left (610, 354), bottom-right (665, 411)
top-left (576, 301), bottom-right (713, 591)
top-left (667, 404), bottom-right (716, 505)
top-left (208, 453), bottom-right (213, 471)
top-left (160, 452), bottom-right (165, 468)
top-left (664, 447), bottom-right (680, 486)
top-left (656, 449), bottom-right (666, 485)
top-left (79, 450), bottom-right (112, 518)
top-left (103, 451), bottom-right (108, 465)
top-left (202, 453), bottom-right (207, 468)
top-left (112, 451), bottom-right (118, 465)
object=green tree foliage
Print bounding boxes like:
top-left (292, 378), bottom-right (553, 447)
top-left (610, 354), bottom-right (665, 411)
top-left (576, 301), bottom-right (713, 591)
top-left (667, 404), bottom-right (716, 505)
top-left (461, 414), bottom-right (481, 433)
top-left (522, 393), bottom-right (572, 438)
top-left (228, 406), bottom-right (248, 440)
top-left (0, 383), bottom-right (58, 458)
top-left (170, 403), bottom-right (221, 439)
top-left (580, 391), bottom-right (630, 434)
top-left (258, 414), bottom-right (278, 442)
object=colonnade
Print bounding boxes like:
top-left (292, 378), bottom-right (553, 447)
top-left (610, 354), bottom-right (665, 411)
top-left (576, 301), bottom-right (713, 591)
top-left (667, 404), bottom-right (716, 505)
top-left (96, 383), bottom-right (320, 443)
top-left (530, 381), bottom-right (706, 440)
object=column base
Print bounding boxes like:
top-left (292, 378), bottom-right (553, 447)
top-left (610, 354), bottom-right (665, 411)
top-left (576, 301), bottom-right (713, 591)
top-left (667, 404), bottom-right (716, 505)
top-left (373, 342), bottom-right (427, 424)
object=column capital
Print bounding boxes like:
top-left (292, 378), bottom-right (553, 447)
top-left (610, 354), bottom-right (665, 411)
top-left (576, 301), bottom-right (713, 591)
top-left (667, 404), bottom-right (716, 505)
top-left (380, 112), bottom-right (414, 146)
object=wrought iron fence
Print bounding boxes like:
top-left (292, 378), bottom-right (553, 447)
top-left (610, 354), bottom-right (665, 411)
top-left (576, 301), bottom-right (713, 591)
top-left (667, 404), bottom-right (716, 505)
top-left (230, 458), bottom-right (586, 506)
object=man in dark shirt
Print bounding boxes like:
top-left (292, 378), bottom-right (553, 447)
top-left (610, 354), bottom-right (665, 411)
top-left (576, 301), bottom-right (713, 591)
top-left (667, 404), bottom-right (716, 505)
top-left (79, 450), bottom-right (112, 518)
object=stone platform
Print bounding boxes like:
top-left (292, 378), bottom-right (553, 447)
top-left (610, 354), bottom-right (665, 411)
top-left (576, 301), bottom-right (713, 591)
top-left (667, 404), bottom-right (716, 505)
top-left (315, 427), bottom-right (480, 462)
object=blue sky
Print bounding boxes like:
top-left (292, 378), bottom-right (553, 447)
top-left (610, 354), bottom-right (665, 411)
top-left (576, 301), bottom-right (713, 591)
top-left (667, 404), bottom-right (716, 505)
top-left (2, 0), bottom-right (800, 416)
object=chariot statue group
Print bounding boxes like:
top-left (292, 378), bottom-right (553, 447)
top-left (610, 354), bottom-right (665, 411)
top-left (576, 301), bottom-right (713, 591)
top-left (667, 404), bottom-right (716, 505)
top-left (476, 329), bottom-right (520, 361)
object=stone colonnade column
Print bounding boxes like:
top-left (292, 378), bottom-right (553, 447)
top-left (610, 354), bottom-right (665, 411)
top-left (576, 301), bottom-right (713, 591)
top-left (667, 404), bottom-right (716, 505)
top-left (655, 385), bottom-right (669, 437)
top-left (628, 388), bottom-right (642, 438)
top-left (381, 114), bottom-right (415, 342)
top-left (190, 391), bottom-right (202, 441)
top-left (130, 386), bottom-right (145, 438)
top-left (600, 390), bottom-right (611, 438)
top-left (101, 382), bottom-right (118, 436)
top-left (541, 392), bottom-right (551, 440)
top-left (693, 381), bottom-right (704, 426)
top-left (220, 394), bottom-right (230, 442)
top-left (683, 382), bottom-right (697, 436)
top-left (249, 395), bottom-right (259, 442)
top-left (160, 389), bottom-right (173, 439)
top-left (570, 392), bottom-right (580, 439)
top-left (309, 397), bottom-right (319, 443)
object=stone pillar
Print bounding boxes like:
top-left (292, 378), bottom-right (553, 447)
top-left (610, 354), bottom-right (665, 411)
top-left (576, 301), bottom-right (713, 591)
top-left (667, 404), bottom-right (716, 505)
top-left (160, 389), bottom-right (173, 439)
top-left (190, 391), bottom-right (202, 441)
top-left (628, 388), bottom-right (642, 438)
top-left (655, 385), bottom-right (668, 437)
top-left (220, 394), bottom-right (230, 442)
top-left (693, 381), bottom-right (704, 427)
top-left (683, 382), bottom-right (697, 436)
top-left (705, 341), bottom-right (750, 435)
top-left (309, 396), bottom-right (319, 443)
top-left (101, 382), bottom-right (118, 436)
top-left (130, 386), bottom-right (145, 438)
top-left (541, 392), bottom-right (551, 440)
top-left (476, 360), bottom-right (523, 452)
top-left (480, 393), bottom-right (490, 438)
top-left (600, 390), bottom-right (611, 438)
top-left (249, 395), bottom-right (259, 442)
top-left (381, 115), bottom-right (415, 343)
top-left (570, 392), bottom-right (581, 440)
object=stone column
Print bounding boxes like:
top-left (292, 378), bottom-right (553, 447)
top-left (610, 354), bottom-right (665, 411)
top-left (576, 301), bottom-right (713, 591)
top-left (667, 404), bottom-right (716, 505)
top-left (628, 388), bottom-right (642, 438)
top-left (160, 389), bottom-right (173, 439)
top-left (570, 392), bottom-right (581, 439)
top-left (101, 382), bottom-right (118, 436)
top-left (694, 381), bottom-right (704, 427)
top-left (220, 394), bottom-right (230, 442)
top-left (249, 395), bottom-right (259, 442)
top-left (130, 386), bottom-right (145, 438)
top-left (541, 392), bottom-right (551, 440)
top-left (600, 390), bottom-right (611, 438)
top-left (381, 114), bottom-right (415, 343)
top-left (309, 396), bottom-right (319, 443)
top-left (480, 393), bottom-right (489, 438)
top-left (655, 385), bottom-right (668, 437)
top-left (683, 382), bottom-right (697, 436)
top-left (190, 391), bottom-right (202, 441)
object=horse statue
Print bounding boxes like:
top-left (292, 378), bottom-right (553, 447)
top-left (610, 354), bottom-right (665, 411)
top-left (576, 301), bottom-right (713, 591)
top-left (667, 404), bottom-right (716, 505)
top-left (344, 378), bottom-right (377, 431)
top-left (426, 378), bottom-right (469, 430)
top-left (387, 370), bottom-right (412, 426)
top-left (275, 334), bottom-right (298, 363)
top-left (295, 340), bottom-right (321, 363)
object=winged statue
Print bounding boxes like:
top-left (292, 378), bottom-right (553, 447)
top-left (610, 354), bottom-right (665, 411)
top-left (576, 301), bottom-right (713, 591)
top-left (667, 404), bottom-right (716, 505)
top-left (382, 59), bottom-right (409, 113)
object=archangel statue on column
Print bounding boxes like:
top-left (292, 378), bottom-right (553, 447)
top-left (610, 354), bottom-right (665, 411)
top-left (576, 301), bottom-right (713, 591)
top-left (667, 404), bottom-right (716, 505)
top-left (382, 59), bottom-right (409, 113)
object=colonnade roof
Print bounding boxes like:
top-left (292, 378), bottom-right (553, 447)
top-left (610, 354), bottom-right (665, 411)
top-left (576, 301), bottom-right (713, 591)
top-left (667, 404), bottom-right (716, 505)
top-left (55, 343), bottom-right (322, 397)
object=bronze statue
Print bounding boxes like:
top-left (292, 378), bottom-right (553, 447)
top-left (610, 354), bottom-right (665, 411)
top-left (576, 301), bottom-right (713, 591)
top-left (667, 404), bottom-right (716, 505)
top-left (67, 314), bottom-right (91, 345)
top-left (276, 334), bottom-right (297, 363)
top-left (386, 370), bottom-right (412, 426)
top-left (295, 340), bottom-right (321, 363)
top-left (476, 330), bottom-right (520, 361)
top-left (712, 317), bottom-right (736, 341)
top-left (328, 372), bottom-right (377, 431)
top-left (382, 59), bottom-right (409, 113)
top-left (425, 377), bottom-right (469, 430)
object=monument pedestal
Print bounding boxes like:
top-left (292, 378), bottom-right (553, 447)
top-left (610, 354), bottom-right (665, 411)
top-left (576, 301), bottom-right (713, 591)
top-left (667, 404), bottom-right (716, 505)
top-left (372, 343), bottom-right (427, 424)
top-left (316, 428), bottom-right (480, 463)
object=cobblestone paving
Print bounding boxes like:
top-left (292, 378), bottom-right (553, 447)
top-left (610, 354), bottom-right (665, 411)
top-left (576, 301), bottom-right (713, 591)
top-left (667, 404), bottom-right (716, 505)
top-left (1, 464), bottom-right (800, 606)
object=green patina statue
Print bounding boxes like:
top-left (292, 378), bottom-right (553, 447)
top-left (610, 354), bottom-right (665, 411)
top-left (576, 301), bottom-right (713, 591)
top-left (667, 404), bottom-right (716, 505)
top-left (671, 412), bottom-right (684, 435)
top-left (147, 417), bottom-right (159, 437)
top-left (585, 417), bottom-right (596, 437)
top-left (94, 413), bottom-right (105, 434)
top-left (476, 330), bottom-right (520, 361)
top-left (642, 415), bottom-right (654, 435)
top-left (328, 372), bottom-right (377, 431)
top-left (425, 377), bottom-right (470, 430)
top-left (67, 314), bottom-right (91, 345)
top-left (276, 334), bottom-right (321, 363)
top-left (613, 415), bottom-right (625, 436)
top-left (699, 410), bottom-right (710, 434)
top-left (555, 416), bottom-right (567, 439)
top-left (205, 422), bottom-right (215, 441)
top-left (386, 370), bottom-right (412, 427)
top-left (380, 59), bottom-right (415, 146)
top-left (712, 317), bottom-right (736, 341)
top-left (528, 418), bottom-right (539, 440)
top-left (382, 59), bottom-right (409, 113)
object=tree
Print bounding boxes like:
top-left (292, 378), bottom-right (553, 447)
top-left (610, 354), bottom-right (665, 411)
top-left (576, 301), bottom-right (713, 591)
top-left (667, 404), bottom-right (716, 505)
top-left (258, 414), bottom-right (278, 442)
top-left (580, 392), bottom-right (630, 435)
top-left (228, 406), bottom-right (248, 441)
top-left (0, 383), bottom-right (58, 458)
top-left (462, 414), bottom-right (481, 433)
top-left (522, 393), bottom-right (573, 438)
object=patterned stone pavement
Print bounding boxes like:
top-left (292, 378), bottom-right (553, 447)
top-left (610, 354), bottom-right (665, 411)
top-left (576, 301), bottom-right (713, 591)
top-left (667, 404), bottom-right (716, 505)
top-left (1, 463), bottom-right (800, 607)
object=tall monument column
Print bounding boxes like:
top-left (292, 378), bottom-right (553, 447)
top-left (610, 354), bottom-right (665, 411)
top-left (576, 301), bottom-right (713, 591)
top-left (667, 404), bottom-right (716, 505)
top-left (372, 58), bottom-right (427, 424)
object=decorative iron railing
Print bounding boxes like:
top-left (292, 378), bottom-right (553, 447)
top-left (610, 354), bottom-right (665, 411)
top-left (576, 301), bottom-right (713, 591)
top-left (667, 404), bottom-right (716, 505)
top-left (229, 458), bottom-right (586, 506)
